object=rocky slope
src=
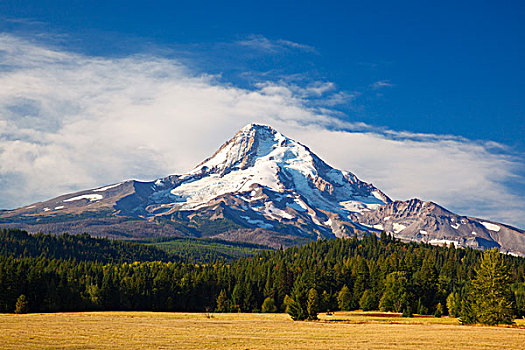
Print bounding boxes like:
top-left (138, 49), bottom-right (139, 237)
top-left (1, 124), bottom-right (524, 254)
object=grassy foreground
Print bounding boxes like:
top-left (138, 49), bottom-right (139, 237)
top-left (1, 311), bottom-right (524, 350)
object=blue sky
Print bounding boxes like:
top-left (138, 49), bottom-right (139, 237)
top-left (0, 1), bottom-right (524, 227)
top-left (2, 0), bottom-right (523, 148)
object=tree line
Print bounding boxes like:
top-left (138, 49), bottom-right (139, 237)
top-left (0, 229), bottom-right (270, 263)
top-left (0, 229), bottom-right (175, 263)
top-left (0, 229), bottom-right (523, 325)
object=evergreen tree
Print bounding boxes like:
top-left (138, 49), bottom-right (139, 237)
top-left (359, 289), bottom-right (377, 311)
top-left (379, 272), bottom-right (409, 312)
top-left (286, 296), bottom-right (305, 321)
top-left (337, 285), bottom-right (352, 311)
top-left (446, 292), bottom-right (461, 317)
top-left (0, 234), bottom-right (523, 316)
top-left (352, 257), bottom-right (369, 303)
top-left (471, 249), bottom-right (514, 325)
top-left (286, 275), bottom-right (310, 321)
top-left (459, 292), bottom-right (476, 324)
top-left (263, 268), bottom-right (274, 298)
top-left (320, 290), bottom-right (332, 312)
top-left (231, 283), bottom-right (244, 312)
top-left (216, 289), bottom-right (230, 312)
top-left (306, 288), bottom-right (319, 320)
top-left (413, 254), bottom-right (438, 314)
top-left (513, 283), bottom-right (525, 317)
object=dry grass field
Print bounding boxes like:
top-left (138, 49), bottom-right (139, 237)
top-left (1, 311), bottom-right (524, 350)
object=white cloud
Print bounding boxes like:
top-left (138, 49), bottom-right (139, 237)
top-left (370, 80), bottom-right (393, 89)
top-left (0, 33), bottom-right (523, 228)
top-left (291, 128), bottom-right (524, 226)
top-left (236, 35), bottom-right (316, 53)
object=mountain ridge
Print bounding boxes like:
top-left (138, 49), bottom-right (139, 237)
top-left (1, 123), bottom-right (524, 255)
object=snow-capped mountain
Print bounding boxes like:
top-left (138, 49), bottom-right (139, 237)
top-left (1, 124), bottom-right (524, 254)
top-left (350, 199), bottom-right (525, 256)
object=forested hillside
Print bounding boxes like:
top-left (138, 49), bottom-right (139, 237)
top-left (1, 230), bottom-right (524, 320)
top-left (0, 229), bottom-right (271, 263)
top-left (143, 236), bottom-right (272, 263)
top-left (0, 229), bottom-right (174, 263)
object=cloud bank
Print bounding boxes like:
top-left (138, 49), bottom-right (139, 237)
top-left (0, 34), bottom-right (523, 228)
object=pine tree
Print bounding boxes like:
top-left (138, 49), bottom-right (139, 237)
top-left (459, 292), bottom-right (476, 325)
top-left (286, 275), bottom-right (310, 321)
top-left (471, 248), bottom-right (514, 325)
top-left (352, 257), bottom-right (369, 302)
top-left (513, 283), bottom-right (525, 317)
top-left (379, 272), bottom-right (409, 312)
top-left (216, 289), bottom-right (230, 312)
top-left (413, 254), bottom-right (438, 313)
top-left (337, 285), bottom-right (352, 311)
top-left (263, 268), bottom-right (274, 298)
top-left (446, 292), bottom-right (461, 317)
top-left (0, 234), bottom-right (524, 317)
top-left (231, 283), bottom-right (244, 312)
top-left (359, 289), bottom-right (377, 311)
top-left (320, 290), bottom-right (331, 312)
top-left (286, 296), bottom-right (305, 321)
top-left (306, 288), bottom-right (319, 320)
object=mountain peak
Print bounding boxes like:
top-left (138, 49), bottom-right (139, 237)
top-left (174, 123), bottom-right (390, 214)
top-left (240, 123), bottom-right (274, 132)
top-left (193, 123), bottom-right (293, 175)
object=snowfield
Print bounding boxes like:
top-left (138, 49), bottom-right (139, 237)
top-left (93, 183), bottom-right (122, 192)
top-left (481, 222), bottom-right (501, 232)
top-left (429, 239), bottom-right (460, 248)
top-left (393, 223), bottom-right (406, 233)
top-left (64, 194), bottom-right (103, 202)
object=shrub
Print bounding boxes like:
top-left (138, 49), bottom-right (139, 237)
top-left (434, 303), bottom-right (443, 318)
top-left (15, 294), bottom-right (29, 314)
top-left (261, 297), bottom-right (277, 313)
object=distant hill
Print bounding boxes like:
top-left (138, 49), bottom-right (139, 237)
top-left (141, 236), bottom-right (272, 263)
top-left (0, 229), bottom-right (271, 263)
top-left (0, 228), bottom-right (174, 263)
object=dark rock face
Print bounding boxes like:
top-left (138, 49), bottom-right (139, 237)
top-left (1, 124), bottom-right (523, 254)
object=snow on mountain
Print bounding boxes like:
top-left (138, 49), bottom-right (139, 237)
top-left (165, 123), bottom-right (389, 213)
top-left (352, 198), bottom-right (525, 256)
top-left (1, 123), bottom-right (524, 254)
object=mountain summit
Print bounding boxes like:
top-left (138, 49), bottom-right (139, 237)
top-left (168, 123), bottom-right (390, 212)
top-left (1, 124), bottom-right (524, 254)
